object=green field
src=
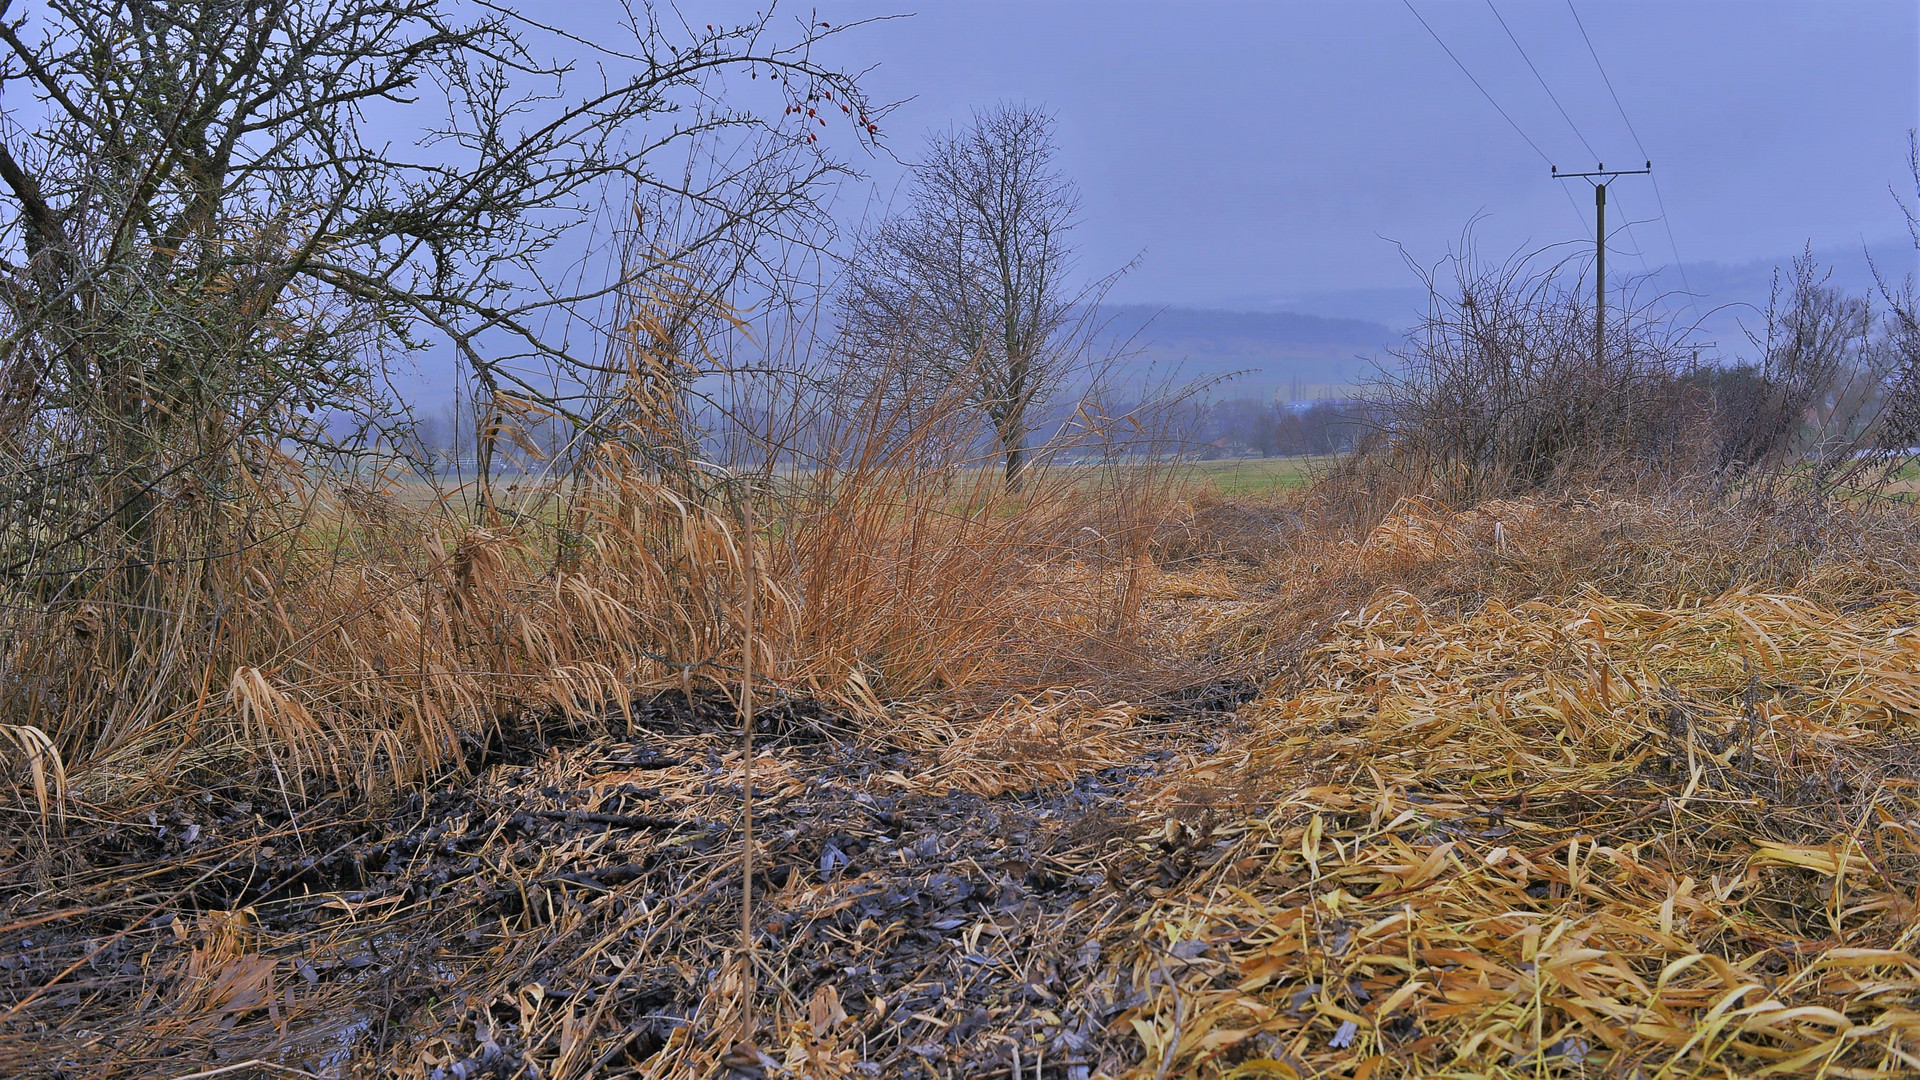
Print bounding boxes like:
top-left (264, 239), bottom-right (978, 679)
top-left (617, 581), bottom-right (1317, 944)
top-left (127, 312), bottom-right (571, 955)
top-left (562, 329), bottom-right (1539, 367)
top-left (347, 454), bottom-right (1340, 518)
top-left (1181, 454), bottom-right (1336, 496)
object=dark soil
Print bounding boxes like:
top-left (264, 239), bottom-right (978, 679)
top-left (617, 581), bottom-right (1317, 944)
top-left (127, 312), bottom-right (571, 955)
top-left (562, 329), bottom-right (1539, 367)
top-left (0, 686), bottom-right (1251, 1079)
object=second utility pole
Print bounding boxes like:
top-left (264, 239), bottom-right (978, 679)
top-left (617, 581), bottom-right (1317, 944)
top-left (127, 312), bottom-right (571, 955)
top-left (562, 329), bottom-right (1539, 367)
top-left (1554, 161), bottom-right (1651, 364)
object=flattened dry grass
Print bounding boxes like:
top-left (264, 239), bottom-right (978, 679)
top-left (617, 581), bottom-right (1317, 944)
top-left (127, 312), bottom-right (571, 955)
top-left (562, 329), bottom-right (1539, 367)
top-left (9, 478), bottom-right (1920, 1079)
top-left (1102, 498), bottom-right (1920, 1078)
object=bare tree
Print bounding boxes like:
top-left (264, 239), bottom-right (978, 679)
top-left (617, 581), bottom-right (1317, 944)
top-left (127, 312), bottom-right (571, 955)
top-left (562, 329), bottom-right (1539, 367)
top-left (0, 0), bottom-right (879, 601)
top-left (840, 103), bottom-right (1116, 489)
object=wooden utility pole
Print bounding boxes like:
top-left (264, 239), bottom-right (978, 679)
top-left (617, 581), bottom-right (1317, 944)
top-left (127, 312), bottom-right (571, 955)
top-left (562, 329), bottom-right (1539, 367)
top-left (1553, 161), bottom-right (1652, 364)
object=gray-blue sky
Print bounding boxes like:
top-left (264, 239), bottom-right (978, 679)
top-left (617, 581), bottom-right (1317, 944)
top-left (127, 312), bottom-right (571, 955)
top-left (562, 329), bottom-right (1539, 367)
top-left (800, 0), bottom-right (1918, 308)
top-left (373, 1), bottom-right (1919, 401)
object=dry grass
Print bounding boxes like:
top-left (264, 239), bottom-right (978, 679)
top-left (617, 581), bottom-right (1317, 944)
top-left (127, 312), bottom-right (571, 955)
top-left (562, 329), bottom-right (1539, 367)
top-left (7, 453), bottom-right (1920, 1077)
top-left (0, 724), bottom-right (63, 829)
top-left (1198, 489), bottom-right (1920, 681)
top-left (0, 441), bottom-right (1185, 819)
top-left (1111, 589), bottom-right (1920, 1076)
top-left (1096, 495), bottom-right (1920, 1077)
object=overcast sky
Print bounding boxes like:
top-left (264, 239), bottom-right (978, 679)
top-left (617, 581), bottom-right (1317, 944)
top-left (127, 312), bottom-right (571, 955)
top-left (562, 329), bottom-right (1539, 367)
top-left (785, 0), bottom-right (1919, 308)
top-left (358, 1), bottom-right (1920, 400)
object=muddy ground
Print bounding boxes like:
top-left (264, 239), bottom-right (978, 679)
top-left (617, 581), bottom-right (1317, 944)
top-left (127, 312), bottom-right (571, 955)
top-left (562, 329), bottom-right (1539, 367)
top-left (0, 683), bottom-right (1256, 1079)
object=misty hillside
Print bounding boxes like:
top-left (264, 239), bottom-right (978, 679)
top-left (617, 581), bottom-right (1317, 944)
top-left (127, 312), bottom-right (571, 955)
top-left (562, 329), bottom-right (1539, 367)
top-left (1219, 237), bottom-right (1920, 358)
top-left (1634, 238), bottom-right (1919, 348)
top-left (1095, 303), bottom-right (1395, 398)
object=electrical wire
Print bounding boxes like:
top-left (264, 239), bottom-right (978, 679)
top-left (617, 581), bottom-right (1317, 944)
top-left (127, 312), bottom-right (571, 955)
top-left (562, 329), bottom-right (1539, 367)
top-left (1487, 0), bottom-right (1598, 164)
top-left (1565, 0), bottom-right (1648, 157)
top-left (1604, 183), bottom-right (1658, 279)
top-left (1489, 0), bottom-right (1658, 295)
top-left (1566, 0), bottom-right (1698, 322)
top-left (1402, 0), bottom-right (1552, 166)
top-left (1644, 172), bottom-right (1698, 318)
top-left (1402, 0), bottom-right (1590, 231)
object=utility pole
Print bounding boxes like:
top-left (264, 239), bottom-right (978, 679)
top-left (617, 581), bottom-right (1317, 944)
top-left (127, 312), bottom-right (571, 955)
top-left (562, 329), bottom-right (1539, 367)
top-left (1553, 161), bottom-right (1652, 365)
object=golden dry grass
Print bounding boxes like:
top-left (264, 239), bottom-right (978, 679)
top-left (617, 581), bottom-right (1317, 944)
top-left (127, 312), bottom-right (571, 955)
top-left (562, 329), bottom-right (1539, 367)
top-left (0, 449), bottom-right (1184, 816)
top-left (6, 480), bottom-right (1920, 1078)
top-left (1099, 497), bottom-right (1920, 1078)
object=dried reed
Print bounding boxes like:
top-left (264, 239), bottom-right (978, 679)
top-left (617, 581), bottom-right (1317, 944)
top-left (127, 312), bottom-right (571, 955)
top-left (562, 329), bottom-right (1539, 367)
top-left (1107, 496), bottom-right (1920, 1077)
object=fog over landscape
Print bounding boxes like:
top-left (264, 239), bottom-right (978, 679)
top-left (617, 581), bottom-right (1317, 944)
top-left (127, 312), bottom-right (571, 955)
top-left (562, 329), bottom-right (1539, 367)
top-left (385, 1), bottom-right (1920, 410)
top-left (10, 4), bottom-right (1920, 1076)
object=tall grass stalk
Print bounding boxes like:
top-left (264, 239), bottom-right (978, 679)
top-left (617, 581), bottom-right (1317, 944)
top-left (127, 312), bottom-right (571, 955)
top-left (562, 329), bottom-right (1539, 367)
top-left (0, 344), bottom-right (1189, 819)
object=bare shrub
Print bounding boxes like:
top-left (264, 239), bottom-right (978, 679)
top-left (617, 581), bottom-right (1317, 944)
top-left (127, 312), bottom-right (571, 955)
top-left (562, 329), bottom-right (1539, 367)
top-left (0, 0), bottom-right (885, 813)
top-left (1346, 239), bottom-right (1919, 524)
top-left (1360, 242), bottom-right (1701, 504)
top-left (1867, 131), bottom-right (1920, 463)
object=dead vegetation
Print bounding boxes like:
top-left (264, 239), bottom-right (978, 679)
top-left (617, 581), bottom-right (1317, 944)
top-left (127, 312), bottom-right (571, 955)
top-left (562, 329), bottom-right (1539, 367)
top-left (1112, 497), bottom-right (1920, 1078)
top-left (9, 241), bottom-right (1920, 1075)
top-left (0, 332), bottom-right (1215, 1077)
top-left (5, 127), bottom-right (1920, 1078)
top-left (5, 1), bottom-right (1920, 1070)
top-left (6, 468), bottom-right (1920, 1078)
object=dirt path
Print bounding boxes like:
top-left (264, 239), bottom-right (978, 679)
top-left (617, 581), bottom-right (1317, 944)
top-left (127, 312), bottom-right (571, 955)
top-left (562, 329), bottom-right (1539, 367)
top-left (1, 684), bottom-right (1253, 1079)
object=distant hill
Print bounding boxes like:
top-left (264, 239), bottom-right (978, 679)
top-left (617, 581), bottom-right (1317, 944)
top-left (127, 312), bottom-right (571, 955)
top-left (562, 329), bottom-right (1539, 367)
top-left (1218, 286), bottom-right (1433, 332)
top-left (1212, 237), bottom-right (1920, 364)
top-left (1630, 239), bottom-right (1917, 355)
top-left (1092, 303), bottom-right (1395, 400)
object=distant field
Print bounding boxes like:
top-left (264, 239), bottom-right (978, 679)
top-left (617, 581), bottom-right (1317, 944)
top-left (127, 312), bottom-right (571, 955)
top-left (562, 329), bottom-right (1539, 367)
top-left (349, 456), bottom-right (1339, 511)
top-left (1181, 454), bottom-right (1335, 496)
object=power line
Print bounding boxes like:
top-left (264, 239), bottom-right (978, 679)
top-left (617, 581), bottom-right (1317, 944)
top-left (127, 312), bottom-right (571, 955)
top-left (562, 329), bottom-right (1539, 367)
top-left (1604, 183), bottom-right (1658, 277)
top-left (1487, 0), bottom-right (1647, 276)
top-left (1486, 0), bottom-right (1598, 163)
top-left (1566, 0), bottom-right (1698, 323)
top-left (1403, 0), bottom-right (1552, 166)
top-left (1644, 172), bottom-right (1697, 316)
top-left (1565, 0), bottom-right (1648, 158)
top-left (1402, 0), bottom-right (1590, 230)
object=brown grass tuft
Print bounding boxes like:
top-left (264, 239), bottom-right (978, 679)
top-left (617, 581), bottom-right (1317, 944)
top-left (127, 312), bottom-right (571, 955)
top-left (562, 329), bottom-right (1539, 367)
top-left (0, 724), bottom-right (63, 829)
top-left (1107, 580), bottom-right (1920, 1077)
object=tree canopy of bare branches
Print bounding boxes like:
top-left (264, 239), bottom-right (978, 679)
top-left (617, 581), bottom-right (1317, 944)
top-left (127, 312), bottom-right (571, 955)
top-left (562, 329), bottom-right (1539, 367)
top-left (0, 0), bottom-right (878, 599)
top-left (839, 102), bottom-right (1116, 489)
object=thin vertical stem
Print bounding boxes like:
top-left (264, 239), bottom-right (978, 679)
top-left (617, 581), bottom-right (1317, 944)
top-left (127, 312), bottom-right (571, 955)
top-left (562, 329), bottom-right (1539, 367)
top-left (737, 485), bottom-right (756, 1036)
